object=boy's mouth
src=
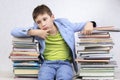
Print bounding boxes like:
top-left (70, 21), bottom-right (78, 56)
top-left (42, 27), bottom-right (48, 30)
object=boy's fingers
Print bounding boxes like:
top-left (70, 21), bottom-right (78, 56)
top-left (46, 29), bottom-right (51, 32)
top-left (81, 30), bottom-right (92, 35)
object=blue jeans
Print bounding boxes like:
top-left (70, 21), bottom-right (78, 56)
top-left (38, 60), bottom-right (73, 80)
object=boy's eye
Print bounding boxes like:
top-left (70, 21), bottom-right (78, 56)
top-left (36, 21), bottom-right (41, 24)
top-left (43, 18), bottom-right (47, 21)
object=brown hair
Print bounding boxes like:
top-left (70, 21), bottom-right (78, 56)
top-left (32, 4), bottom-right (53, 21)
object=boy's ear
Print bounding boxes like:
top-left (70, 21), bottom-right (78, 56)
top-left (51, 14), bottom-right (55, 19)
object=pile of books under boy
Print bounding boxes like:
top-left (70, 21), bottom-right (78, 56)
top-left (75, 26), bottom-right (120, 80)
top-left (9, 37), bottom-right (40, 78)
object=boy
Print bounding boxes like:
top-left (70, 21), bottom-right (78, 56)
top-left (11, 4), bottom-right (94, 80)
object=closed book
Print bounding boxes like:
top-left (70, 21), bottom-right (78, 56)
top-left (78, 33), bottom-right (110, 38)
top-left (14, 68), bottom-right (39, 75)
top-left (82, 76), bottom-right (114, 79)
top-left (79, 72), bottom-right (114, 76)
top-left (12, 37), bottom-right (34, 42)
top-left (94, 26), bottom-right (120, 32)
top-left (75, 59), bottom-right (110, 63)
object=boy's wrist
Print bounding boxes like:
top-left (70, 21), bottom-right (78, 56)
top-left (28, 29), bottom-right (37, 36)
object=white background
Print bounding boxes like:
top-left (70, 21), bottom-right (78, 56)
top-left (0, 0), bottom-right (120, 77)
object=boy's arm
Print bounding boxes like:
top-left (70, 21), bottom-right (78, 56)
top-left (11, 26), bottom-right (50, 39)
top-left (28, 29), bottom-right (50, 39)
top-left (60, 18), bottom-right (95, 33)
top-left (11, 27), bottom-right (32, 37)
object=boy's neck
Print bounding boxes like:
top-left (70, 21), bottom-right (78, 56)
top-left (49, 24), bottom-right (58, 35)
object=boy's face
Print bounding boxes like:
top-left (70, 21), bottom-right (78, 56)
top-left (35, 13), bottom-right (54, 30)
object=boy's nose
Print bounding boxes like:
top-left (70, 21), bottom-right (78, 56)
top-left (41, 22), bottom-right (46, 27)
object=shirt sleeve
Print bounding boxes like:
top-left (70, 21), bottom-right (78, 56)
top-left (71, 22), bottom-right (87, 32)
top-left (56, 18), bottom-right (87, 32)
top-left (11, 23), bottom-right (38, 37)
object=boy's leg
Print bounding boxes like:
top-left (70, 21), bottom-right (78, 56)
top-left (38, 62), bottom-right (56, 80)
top-left (56, 61), bottom-right (73, 80)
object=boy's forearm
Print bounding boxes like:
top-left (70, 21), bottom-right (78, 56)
top-left (28, 29), bottom-right (49, 39)
top-left (28, 29), bottom-right (38, 36)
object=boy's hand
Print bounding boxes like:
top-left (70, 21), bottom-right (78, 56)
top-left (81, 22), bottom-right (93, 35)
top-left (38, 29), bottom-right (50, 39)
top-left (28, 29), bottom-right (50, 39)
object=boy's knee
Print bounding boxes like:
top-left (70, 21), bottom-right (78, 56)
top-left (56, 73), bottom-right (73, 80)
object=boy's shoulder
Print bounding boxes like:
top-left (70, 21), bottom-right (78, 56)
top-left (55, 18), bottom-right (69, 21)
top-left (54, 18), bottom-right (71, 24)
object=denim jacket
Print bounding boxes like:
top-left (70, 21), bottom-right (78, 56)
top-left (11, 18), bottom-right (86, 72)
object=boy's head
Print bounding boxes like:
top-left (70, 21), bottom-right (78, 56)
top-left (32, 4), bottom-right (53, 21)
top-left (32, 4), bottom-right (55, 30)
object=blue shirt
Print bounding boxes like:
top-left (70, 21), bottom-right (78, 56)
top-left (11, 18), bottom-right (86, 72)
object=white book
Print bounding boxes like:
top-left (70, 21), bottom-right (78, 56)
top-left (82, 76), bottom-right (114, 79)
top-left (79, 72), bottom-right (114, 76)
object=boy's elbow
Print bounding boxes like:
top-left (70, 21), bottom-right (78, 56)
top-left (11, 28), bottom-right (18, 37)
top-left (10, 28), bottom-right (23, 37)
top-left (11, 31), bottom-right (18, 37)
top-left (11, 27), bottom-right (32, 37)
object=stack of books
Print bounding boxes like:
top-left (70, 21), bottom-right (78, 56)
top-left (75, 26), bottom-right (119, 80)
top-left (9, 37), bottom-right (40, 78)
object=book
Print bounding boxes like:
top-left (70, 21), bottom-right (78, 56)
top-left (15, 74), bottom-right (38, 78)
top-left (12, 37), bottom-right (34, 42)
top-left (13, 62), bottom-right (40, 67)
top-left (80, 61), bottom-right (117, 68)
top-left (84, 46), bottom-right (112, 51)
top-left (93, 26), bottom-right (120, 32)
top-left (79, 72), bottom-right (114, 76)
top-left (82, 76), bottom-right (114, 79)
top-left (80, 68), bottom-right (114, 72)
top-left (78, 33), bottom-right (110, 38)
top-left (77, 50), bottom-right (109, 54)
top-left (80, 54), bottom-right (112, 60)
top-left (10, 51), bottom-right (39, 55)
top-left (13, 48), bottom-right (37, 52)
top-left (75, 59), bottom-right (110, 63)
top-left (78, 38), bottom-right (113, 44)
top-left (14, 68), bottom-right (39, 75)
